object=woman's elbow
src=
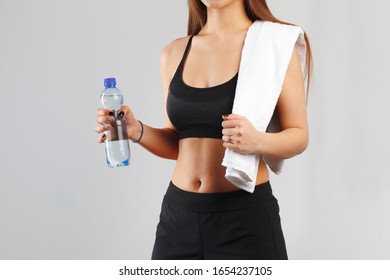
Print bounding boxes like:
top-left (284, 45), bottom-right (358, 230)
top-left (297, 128), bottom-right (309, 155)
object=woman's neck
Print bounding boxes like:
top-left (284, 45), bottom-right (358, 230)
top-left (200, 1), bottom-right (253, 36)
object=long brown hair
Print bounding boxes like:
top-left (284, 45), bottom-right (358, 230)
top-left (187, 0), bottom-right (314, 98)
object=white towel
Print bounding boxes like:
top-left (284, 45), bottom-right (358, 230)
top-left (221, 20), bottom-right (307, 193)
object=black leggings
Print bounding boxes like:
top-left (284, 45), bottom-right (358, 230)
top-left (151, 180), bottom-right (288, 260)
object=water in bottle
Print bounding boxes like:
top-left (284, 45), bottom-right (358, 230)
top-left (100, 77), bottom-right (131, 167)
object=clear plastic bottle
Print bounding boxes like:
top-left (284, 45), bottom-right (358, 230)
top-left (100, 77), bottom-right (130, 168)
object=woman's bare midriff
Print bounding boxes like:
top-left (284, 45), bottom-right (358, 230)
top-left (171, 138), bottom-right (269, 193)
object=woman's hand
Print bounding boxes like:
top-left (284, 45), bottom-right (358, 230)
top-left (221, 114), bottom-right (263, 154)
top-left (95, 105), bottom-right (139, 143)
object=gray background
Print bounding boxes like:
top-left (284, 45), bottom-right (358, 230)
top-left (0, 0), bottom-right (389, 259)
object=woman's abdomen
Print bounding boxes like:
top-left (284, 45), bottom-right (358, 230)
top-left (171, 138), bottom-right (269, 193)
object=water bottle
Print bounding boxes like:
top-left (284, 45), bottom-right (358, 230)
top-left (100, 77), bottom-right (131, 168)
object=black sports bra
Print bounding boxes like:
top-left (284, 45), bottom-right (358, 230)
top-left (166, 35), bottom-right (238, 139)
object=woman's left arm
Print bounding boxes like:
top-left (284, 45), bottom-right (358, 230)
top-left (222, 47), bottom-right (309, 159)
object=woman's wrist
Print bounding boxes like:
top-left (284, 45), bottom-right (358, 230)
top-left (254, 130), bottom-right (269, 155)
top-left (128, 119), bottom-right (144, 143)
top-left (255, 128), bottom-right (309, 159)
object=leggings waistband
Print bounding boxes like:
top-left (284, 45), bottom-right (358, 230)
top-left (164, 180), bottom-right (275, 212)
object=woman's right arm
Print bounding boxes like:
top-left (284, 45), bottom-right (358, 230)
top-left (95, 39), bottom-right (184, 160)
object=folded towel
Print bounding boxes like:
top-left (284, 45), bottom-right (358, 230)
top-left (221, 20), bottom-right (307, 193)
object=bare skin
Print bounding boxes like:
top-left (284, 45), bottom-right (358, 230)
top-left (95, 0), bottom-right (308, 193)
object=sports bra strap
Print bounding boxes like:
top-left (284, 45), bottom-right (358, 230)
top-left (178, 35), bottom-right (194, 69)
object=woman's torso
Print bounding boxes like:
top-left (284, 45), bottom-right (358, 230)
top-left (167, 32), bottom-right (269, 193)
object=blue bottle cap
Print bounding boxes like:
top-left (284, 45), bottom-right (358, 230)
top-left (104, 77), bottom-right (116, 88)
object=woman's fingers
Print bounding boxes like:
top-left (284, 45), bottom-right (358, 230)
top-left (96, 107), bottom-right (114, 117)
top-left (96, 108), bottom-right (113, 116)
top-left (95, 123), bottom-right (109, 143)
top-left (96, 106), bottom-right (134, 144)
top-left (222, 127), bottom-right (237, 136)
top-left (223, 114), bottom-right (246, 120)
top-left (97, 133), bottom-right (106, 143)
top-left (94, 123), bottom-right (111, 133)
top-left (96, 108), bottom-right (114, 143)
top-left (222, 135), bottom-right (236, 143)
top-left (119, 105), bottom-right (131, 115)
top-left (96, 108), bottom-right (115, 123)
top-left (222, 119), bottom-right (241, 128)
top-left (222, 135), bottom-right (230, 142)
top-left (96, 115), bottom-right (115, 125)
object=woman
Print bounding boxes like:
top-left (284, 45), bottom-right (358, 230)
top-left (95, 0), bottom-right (313, 259)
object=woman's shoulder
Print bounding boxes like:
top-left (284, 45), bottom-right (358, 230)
top-left (161, 35), bottom-right (191, 61)
top-left (261, 20), bottom-right (304, 35)
top-left (160, 35), bottom-right (192, 74)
